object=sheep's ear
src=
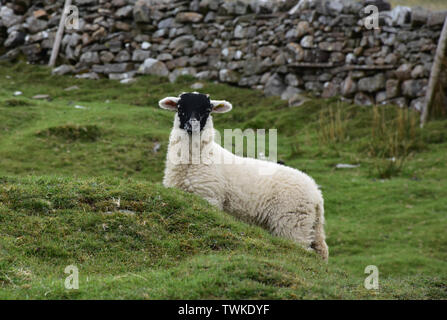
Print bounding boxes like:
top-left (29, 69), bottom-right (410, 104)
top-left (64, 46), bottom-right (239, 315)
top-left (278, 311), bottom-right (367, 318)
top-left (159, 97), bottom-right (180, 111)
top-left (211, 100), bottom-right (232, 113)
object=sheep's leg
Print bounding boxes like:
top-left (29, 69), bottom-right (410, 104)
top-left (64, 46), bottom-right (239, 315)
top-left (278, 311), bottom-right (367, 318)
top-left (269, 210), bottom-right (328, 260)
top-left (310, 204), bottom-right (329, 261)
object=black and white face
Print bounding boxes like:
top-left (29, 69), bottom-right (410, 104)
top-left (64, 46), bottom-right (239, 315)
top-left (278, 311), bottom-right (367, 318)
top-left (159, 92), bottom-right (232, 134)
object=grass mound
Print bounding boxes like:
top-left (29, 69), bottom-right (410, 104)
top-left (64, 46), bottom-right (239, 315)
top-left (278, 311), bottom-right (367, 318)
top-left (36, 124), bottom-right (102, 142)
top-left (0, 62), bottom-right (446, 299)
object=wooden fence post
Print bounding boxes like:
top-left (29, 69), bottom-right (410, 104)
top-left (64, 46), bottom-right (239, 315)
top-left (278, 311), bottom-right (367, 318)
top-left (48, 0), bottom-right (72, 68)
top-left (421, 16), bottom-right (447, 128)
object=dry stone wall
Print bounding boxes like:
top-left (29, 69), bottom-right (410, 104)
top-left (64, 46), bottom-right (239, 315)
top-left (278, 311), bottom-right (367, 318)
top-left (1, 0), bottom-right (446, 110)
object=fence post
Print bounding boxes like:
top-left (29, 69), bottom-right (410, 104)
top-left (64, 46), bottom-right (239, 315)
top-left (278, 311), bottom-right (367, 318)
top-left (421, 16), bottom-right (447, 127)
top-left (48, 0), bottom-right (72, 68)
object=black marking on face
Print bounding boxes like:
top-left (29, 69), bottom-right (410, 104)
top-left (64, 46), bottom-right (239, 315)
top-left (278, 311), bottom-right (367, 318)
top-left (177, 93), bottom-right (212, 133)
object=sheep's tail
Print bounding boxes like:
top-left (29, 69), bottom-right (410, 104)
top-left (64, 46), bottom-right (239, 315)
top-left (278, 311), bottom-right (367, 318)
top-left (311, 202), bottom-right (329, 262)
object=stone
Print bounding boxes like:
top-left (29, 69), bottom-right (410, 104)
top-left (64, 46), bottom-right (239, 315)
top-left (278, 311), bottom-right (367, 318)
top-left (257, 46), bottom-right (277, 58)
top-left (176, 12), bottom-right (203, 23)
top-left (300, 35), bottom-right (314, 48)
top-left (286, 42), bottom-right (305, 61)
top-left (264, 74), bottom-right (286, 97)
top-left (132, 49), bottom-right (151, 62)
top-left (191, 82), bottom-right (204, 90)
top-left (115, 5), bottom-right (133, 18)
top-left (410, 97), bottom-right (425, 112)
top-left (341, 76), bottom-right (357, 97)
top-left (402, 79), bottom-right (427, 98)
top-left (281, 86), bottom-right (302, 101)
top-left (157, 53), bottom-right (173, 61)
top-left (100, 51), bottom-right (115, 63)
top-left (427, 11), bottom-right (447, 26)
top-left (75, 72), bottom-right (100, 80)
top-left (285, 74), bottom-right (302, 87)
top-left (305, 82), bottom-right (324, 92)
top-left (133, 0), bottom-right (151, 22)
top-left (0, 6), bottom-right (22, 27)
top-left (138, 58), bottom-right (169, 77)
top-left (357, 73), bottom-right (386, 93)
top-left (109, 71), bottom-right (136, 80)
top-left (288, 94), bottom-right (310, 107)
top-left (395, 64), bottom-right (413, 80)
top-left (114, 50), bottom-right (130, 62)
top-left (354, 92), bottom-right (374, 106)
top-left (52, 64), bottom-right (75, 76)
top-left (32, 94), bottom-right (50, 100)
top-left (26, 16), bottom-right (48, 33)
top-left (219, 69), bottom-right (240, 83)
top-left (376, 91), bottom-right (387, 104)
top-left (411, 65), bottom-right (425, 79)
top-left (33, 9), bottom-right (47, 19)
top-left (169, 67), bottom-right (197, 83)
top-left (158, 17), bottom-right (174, 29)
top-left (411, 7), bottom-right (429, 26)
top-left (322, 81), bottom-right (340, 98)
top-left (319, 41), bottom-right (344, 52)
top-left (80, 51), bottom-right (100, 65)
top-left (169, 35), bottom-right (195, 50)
top-left (386, 79), bottom-right (400, 99)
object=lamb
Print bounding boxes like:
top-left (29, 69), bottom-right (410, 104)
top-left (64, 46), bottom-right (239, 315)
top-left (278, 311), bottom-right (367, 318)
top-left (159, 92), bottom-right (328, 260)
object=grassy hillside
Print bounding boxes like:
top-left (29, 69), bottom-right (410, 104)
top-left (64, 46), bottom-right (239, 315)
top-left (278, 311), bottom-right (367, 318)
top-left (0, 62), bottom-right (446, 299)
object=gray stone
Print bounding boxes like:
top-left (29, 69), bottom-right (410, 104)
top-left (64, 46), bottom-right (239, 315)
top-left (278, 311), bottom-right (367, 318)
top-left (354, 92), bottom-right (374, 106)
top-left (264, 74), bottom-right (286, 97)
top-left (100, 51), bottom-right (115, 63)
top-left (52, 64), bottom-right (75, 76)
top-left (114, 50), bottom-right (130, 62)
top-left (288, 94), bottom-right (310, 107)
top-left (0, 6), bottom-right (22, 27)
top-left (132, 49), bottom-right (151, 62)
top-left (386, 79), bottom-right (400, 99)
top-left (138, 58), bottom-right (169, 77)
top-left (219, 69), bottom-right (240, 83)
top-left (427, 11), bottom-right (447, 26)
top-left (75, 72), bottom-right (100, 80)
top-left (176, 12), bottom-right (203, 23)
top-left (300, 35), bottom-right (314, 48)
top-left (169, 35), bottom-right (195, 50)
top-left (80, 51), bottom-right (100, 65)
top-left (26, 16), bottom-right (48, 33)
top-left (410, 97), bottom-right (425, 112)
top-left (411, 65), bottom-right (425, 79)
top-left (285, 74), bottom-right (302, 87)
top-left (395, 63), bottom-right (413, 80)
top-left (357, 73), bottom-right (386, 93)
top-left (341, 76), bottom-right (357, 97)
top-left (402, 79), bottom-right (427, 98)
top-left (281, 86), bottom-right (302, 101)
top-left (169, 67), bottom-right (197, 83)
top-left (115, 5), bottom-right (133, 18)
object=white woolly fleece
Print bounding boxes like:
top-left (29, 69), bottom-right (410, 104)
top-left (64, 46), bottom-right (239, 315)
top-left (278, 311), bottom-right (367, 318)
top-left (163, 114), bottom-right (329, 260)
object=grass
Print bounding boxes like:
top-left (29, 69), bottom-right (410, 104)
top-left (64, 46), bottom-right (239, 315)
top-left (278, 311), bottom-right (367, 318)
top-left (0, 62), bottom-right (446, 299)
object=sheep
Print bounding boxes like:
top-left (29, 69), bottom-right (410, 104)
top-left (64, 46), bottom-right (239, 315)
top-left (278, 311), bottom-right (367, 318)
top-left (159, 92), bottom-right (328, 260)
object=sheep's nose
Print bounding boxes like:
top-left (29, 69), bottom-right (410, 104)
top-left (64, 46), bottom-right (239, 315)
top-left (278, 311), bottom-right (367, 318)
top-left (189, 119), bottom-right (200, 133)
